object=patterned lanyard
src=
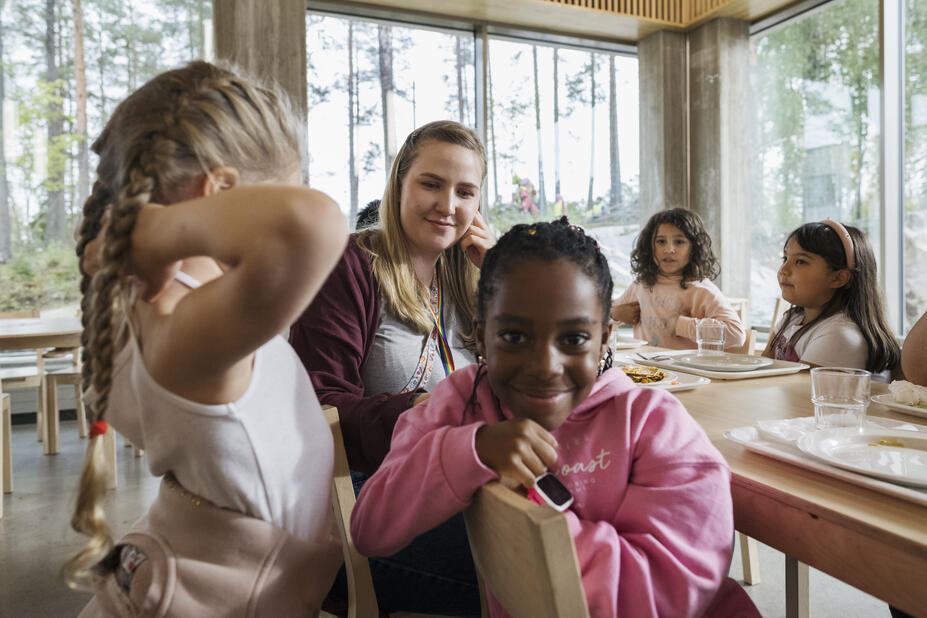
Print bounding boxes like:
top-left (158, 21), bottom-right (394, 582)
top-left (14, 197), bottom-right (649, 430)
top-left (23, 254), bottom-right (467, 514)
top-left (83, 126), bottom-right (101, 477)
top-left (426, 272), bottom-right (455, 377)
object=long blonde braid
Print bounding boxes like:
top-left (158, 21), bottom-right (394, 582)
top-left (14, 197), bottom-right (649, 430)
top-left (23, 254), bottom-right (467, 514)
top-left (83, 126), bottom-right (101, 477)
top-left (63, 60), bottom-right (303, 589)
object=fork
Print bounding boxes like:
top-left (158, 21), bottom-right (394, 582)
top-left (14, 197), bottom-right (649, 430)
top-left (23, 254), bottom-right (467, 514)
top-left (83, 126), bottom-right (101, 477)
top-left (635, 352), bottom-right (672, 363)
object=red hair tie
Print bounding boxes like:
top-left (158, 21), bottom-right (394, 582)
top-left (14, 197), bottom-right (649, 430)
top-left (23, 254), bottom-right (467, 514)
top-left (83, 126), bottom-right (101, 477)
top-left (89, 420), bottom-right (108, 439)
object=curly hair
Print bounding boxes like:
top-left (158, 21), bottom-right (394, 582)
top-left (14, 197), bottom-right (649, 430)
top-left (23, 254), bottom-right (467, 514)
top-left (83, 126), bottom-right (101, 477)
top-left (477, 217), bottom-right (613, 326)
top-left (773, 222), bottom-right (900, 374)
top-left (631, 208), bottom-right (719, 288)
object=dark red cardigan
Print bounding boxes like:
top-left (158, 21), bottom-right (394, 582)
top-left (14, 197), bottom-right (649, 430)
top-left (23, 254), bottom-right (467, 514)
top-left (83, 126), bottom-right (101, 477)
top-left (289, 235), bottom-right (425, 473)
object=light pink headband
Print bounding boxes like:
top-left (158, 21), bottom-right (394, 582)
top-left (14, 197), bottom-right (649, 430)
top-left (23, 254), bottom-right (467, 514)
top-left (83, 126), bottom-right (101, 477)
top-left (820, 218), bottom-right (855, 270)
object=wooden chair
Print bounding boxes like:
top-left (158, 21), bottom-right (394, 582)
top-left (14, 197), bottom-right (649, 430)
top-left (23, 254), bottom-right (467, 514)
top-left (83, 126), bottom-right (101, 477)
top-left (322, 405), bottom-right (467, 618)
top-left (725, 296), bottom-right (750, 330)
top-left (770, 297), bottom-right (789, 334)
top-left (729, 329), bottom-right (758, 356)
top-left (463, 482), bottom-right (590, 618)
top-left (324, 405), bottom-right (379, 618)
top-left (1, 392), bottom-right (11, 517)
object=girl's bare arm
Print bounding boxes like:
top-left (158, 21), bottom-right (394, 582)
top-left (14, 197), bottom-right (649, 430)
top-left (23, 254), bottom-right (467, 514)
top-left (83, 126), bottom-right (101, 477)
top-left (131, 185), bottom-right (348, 400)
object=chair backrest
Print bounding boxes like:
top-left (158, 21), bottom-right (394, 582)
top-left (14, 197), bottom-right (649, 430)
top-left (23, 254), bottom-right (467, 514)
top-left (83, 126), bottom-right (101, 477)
top-left (0, 309), bottom-right (40, 319)
top-left (770, 297), bottom-right (789, 334)
top-left (463, 482), bottom-right (590, 618)
top-left (724, 296), bottom-right (750, 330)
top-left (729, 329), bottom-right (757, 356)
top-left (323, 405), bottom-right (380, 618)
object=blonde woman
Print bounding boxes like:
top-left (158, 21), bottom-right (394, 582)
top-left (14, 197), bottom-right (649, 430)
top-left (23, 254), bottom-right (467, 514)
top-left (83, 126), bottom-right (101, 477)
top-left (67, 62), bottom-right (347, 615)
top-left (290, 120), bottom-right (492, 615)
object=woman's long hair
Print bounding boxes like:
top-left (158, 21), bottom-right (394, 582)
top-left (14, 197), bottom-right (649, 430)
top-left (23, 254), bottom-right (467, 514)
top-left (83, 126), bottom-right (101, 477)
top-left (359, 120), bottom-right (487, 341)
top-left (773, 222), bottom-right (900, 374)
top-left (64, 60), bottom-right (302, 590)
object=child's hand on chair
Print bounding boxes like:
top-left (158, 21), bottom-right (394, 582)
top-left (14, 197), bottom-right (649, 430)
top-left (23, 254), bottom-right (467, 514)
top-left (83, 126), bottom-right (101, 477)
top-left (475, 419), bottom-right (559, 489)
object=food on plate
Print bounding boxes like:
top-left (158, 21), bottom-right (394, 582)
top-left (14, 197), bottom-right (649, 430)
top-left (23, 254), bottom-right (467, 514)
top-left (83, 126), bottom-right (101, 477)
top-left (888, 380), bottom-right (927, 408)
top-left (622, 364), bottom-right (666, 384)
top-left (868, 438), bottom-right (907, 448)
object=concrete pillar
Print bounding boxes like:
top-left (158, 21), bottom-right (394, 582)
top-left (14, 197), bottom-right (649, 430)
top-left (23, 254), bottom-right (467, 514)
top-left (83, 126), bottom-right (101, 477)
top-left (638, 30), bottom-right (689, 219)
top-left (213, 0), bottom-right (307, 168)
top-left (688, 18), bottom-right (751, 297)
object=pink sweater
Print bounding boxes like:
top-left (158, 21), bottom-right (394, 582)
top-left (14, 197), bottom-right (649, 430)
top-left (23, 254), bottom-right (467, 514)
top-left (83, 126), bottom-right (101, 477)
top-left (351, 364), bottom-right (744, 618)
top-left (614, 275), bottom-right (745, 350)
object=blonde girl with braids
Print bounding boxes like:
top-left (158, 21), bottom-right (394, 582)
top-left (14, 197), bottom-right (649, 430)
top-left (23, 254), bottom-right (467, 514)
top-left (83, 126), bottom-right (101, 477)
top-left (67, 61), bottom-right (347, 616)
top-left (290, 120), bottom-right (492, 614)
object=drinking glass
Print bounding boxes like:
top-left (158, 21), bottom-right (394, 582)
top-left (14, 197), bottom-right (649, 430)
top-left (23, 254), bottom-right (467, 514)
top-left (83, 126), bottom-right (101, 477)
top-left (810, 367), bottom-right (870, 430)
top-left (695, 318), bottom-right (726, 356)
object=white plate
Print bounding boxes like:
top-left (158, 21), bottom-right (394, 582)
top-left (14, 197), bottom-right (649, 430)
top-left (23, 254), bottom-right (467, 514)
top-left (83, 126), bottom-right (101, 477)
top-left (797, 428), bottom-right (927, 488)
top-left (616, 351), bottom-right (807, 381)
top-left (871, 393), bottom-right (927, 421)
top-left (724, 424), bottom-right (927, 507)
top-left (674, 353), bottom-right (774, 372)
top-left (646, 370), bottom-right (710, 392)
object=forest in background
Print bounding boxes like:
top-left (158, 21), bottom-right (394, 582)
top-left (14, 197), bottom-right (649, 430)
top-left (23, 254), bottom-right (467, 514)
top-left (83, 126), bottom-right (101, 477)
top-left (0, 0), bottom-right (209, 311)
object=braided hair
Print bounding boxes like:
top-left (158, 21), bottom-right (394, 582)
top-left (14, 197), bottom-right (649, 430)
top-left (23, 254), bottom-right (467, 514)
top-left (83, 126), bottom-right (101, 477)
top-left (477, 217), bottom-right (613, 326)
top-left (64, 60), bottom-right (302, 589)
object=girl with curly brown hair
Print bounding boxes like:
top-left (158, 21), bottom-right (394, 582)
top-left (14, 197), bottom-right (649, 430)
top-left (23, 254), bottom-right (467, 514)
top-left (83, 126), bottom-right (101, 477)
top-left (610, 208), bottom-right (745, 350)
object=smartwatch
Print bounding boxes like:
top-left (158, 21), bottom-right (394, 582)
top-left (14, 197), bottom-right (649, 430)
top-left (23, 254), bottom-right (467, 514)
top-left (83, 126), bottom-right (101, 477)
top-left (525, 473), bottom-right (574, 512)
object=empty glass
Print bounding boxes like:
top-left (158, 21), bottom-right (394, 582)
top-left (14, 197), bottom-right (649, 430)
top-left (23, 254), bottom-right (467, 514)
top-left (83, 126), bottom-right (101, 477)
top-left (695, 318), bottom-right (726, 356)
top-left (810, 367), bottom-right (870, 430)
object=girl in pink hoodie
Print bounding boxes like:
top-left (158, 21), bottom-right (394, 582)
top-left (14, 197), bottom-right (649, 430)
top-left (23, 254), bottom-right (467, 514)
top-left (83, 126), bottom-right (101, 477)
top-left (351, 218), bottom-right (758, 618)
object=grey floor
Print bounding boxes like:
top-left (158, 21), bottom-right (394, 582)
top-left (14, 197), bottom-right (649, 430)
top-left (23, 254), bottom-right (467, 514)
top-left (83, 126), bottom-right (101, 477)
top-left (1, 420), bottom-right (893, 617)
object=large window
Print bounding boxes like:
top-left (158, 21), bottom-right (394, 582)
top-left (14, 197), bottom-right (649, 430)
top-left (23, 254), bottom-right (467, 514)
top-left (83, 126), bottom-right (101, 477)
top-left (905, 0), bottom-right (927, 331)
top-left (486, 38), bottom-right (640, 290)
top-left (307, 13), bottom-right (475, 226)
top-left (749, 0), bottom-right (881, 329)
top-left (306, 12), bottom-right (641, 290)
top-left (0, 0), bottom-right (212, 313)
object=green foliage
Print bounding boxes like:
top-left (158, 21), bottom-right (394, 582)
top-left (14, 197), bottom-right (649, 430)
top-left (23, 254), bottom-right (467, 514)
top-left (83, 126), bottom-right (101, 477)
top-left (0, 243), bottom-right (79, 312)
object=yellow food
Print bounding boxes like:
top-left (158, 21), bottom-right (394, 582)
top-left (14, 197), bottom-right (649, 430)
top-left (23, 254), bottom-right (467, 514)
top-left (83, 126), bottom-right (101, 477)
top-left (867, 438), bottom-right (906, 448)
top-left (622, 365), bottom-right (666, 384)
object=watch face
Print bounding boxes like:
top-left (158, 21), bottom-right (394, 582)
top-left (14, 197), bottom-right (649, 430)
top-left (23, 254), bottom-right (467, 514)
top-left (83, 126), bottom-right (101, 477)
top-left (535, 474), bottom-right (572, 506)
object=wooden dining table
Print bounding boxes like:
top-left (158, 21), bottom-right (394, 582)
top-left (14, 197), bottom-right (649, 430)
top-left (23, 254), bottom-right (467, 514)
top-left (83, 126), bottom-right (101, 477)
top-left (0, 317), bottom-right (82, 352)
top-left (669, 364), bottom-right (927, 618)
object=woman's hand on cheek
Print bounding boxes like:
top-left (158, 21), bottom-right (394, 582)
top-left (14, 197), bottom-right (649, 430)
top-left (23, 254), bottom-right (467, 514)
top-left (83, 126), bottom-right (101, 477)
top-left (459, 211), bottom-right (494, 268)
top-left (127, 204), bottom-right (181, 302)
top-left (474, 418), bottom-right (558, 489)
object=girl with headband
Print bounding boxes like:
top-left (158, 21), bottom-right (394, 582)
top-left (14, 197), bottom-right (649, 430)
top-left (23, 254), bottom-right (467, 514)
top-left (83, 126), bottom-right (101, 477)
top-left (763, 219), bottom-right (900, 374)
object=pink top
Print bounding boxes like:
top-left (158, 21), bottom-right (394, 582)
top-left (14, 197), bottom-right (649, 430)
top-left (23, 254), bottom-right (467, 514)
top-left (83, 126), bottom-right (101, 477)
top-left (351, 364), bottom-right (755, 617)
top-left (614, 275), bottom-right (745, 349)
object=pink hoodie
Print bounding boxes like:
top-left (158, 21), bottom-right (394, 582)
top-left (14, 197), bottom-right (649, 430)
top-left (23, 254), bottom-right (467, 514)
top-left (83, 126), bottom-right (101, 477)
top-left (351, 364), bottom-right (755, 618)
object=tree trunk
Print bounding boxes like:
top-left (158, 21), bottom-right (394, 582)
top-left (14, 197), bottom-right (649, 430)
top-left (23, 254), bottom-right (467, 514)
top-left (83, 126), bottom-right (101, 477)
top-left (532, 46), bottom-right (546, 212)
top-left (553, 49), bottom-right (561, 199)
top-left (0, 0), bottom-right (11, 262)
top-left (45, 0), bottom-right (67, 244)
top-left (608, 55), bottom-right (621, 207)
top-left (71, 0), bottom-right (89, 214)
top-left (198, 0), bottom-right (206, 58)
top-left (586, 54), bottom-right (596, 209)
top-left (489, 59), bottom-right (499, 206)
top-left (348, 23), bottom-right (358, 226)
top-left (455, 36), bottom-right (465, 124)
top-left (378, 25), bottom-right (396, 174)
top-left (125, 0), bottom-right (136, 91)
